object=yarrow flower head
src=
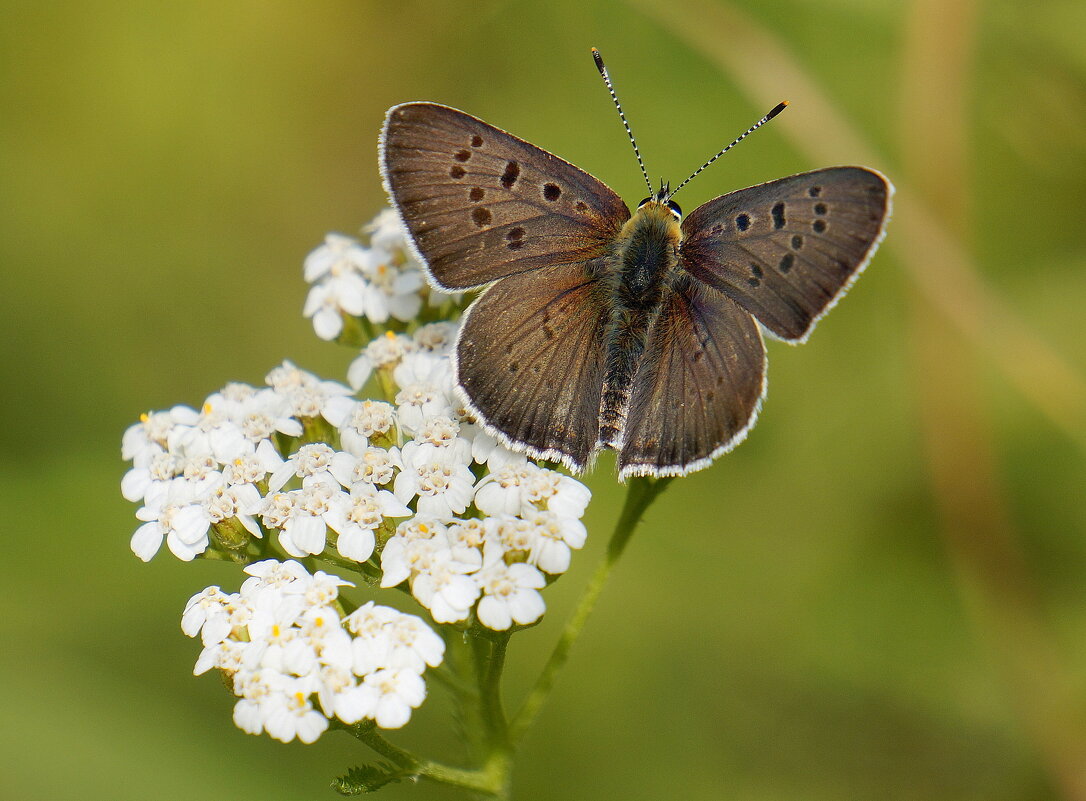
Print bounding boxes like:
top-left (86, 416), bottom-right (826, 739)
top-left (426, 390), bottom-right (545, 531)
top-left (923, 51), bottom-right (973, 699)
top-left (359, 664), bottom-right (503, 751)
top-left (122, 207), bottom-right (595, 752)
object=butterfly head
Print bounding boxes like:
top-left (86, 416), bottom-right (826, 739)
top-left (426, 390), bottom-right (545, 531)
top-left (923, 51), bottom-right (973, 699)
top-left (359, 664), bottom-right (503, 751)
top-left (637, 181), bottom-right (681, 221)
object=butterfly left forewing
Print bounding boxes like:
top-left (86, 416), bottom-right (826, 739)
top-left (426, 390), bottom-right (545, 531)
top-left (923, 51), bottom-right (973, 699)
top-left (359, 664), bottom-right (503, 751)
top-left (679, 166), bottom-right (892, 342)
top-left (618, 276), bottom-right (767, 479)
top-left (382, 102), bottom-right (630, 290)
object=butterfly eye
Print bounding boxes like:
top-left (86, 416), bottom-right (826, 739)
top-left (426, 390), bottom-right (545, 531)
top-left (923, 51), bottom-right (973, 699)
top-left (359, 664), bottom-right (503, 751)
top-left (666, 200), bottom-right (682, 219)
top-left (637, 197), bottom-right (653, 209)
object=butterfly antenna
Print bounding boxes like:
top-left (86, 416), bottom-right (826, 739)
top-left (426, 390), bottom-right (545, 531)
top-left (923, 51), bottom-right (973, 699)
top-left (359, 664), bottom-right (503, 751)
top-left (667, 101), bottom-right (788, 201)
top-left (592, 48), bottom-right (653, 195)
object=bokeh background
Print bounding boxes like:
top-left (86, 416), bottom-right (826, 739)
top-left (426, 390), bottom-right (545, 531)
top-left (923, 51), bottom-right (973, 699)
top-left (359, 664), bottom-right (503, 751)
top-left (4, 0), bottom-right (1085, 799)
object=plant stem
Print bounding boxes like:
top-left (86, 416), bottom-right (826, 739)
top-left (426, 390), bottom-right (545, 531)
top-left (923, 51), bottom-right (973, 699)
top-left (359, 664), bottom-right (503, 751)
top-left (346, 723), bottom-right (509, 795)
top-left (509, 476), bottom-right (672, 743)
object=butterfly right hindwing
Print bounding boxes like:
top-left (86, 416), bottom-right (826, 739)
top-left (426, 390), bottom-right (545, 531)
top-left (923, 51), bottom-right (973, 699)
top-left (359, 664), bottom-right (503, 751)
top-left (381, 102), bottom-right (630, 290)
top-left (618, 276), bottom-right (767, 478)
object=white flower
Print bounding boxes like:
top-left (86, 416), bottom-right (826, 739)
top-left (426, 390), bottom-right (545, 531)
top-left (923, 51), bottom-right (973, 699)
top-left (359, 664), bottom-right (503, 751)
top-left (360, 254), bottom-right (424, 324)
top-left (410, 558), bottom-right (481, 623)
top-left (329, 446), bottom-right (402, 488)
top-left (286, 380), bottom-right (356, 428)
top-left (326, 484), bottom-right (412, 562)
top-left (381, 611), bottom-right (446, 672)
top-left (394, 383), bottom-right (453, 435)
top-left (347, 332), bottom-right (417, 391)
top-left (204, 483), bottom-right (264, 547)
top-left (303, 235), bottom-right (370, 341)
top-left (524, 470), bottom-right (591, 519)
top-left (412, 321), bottom-right (458, 356)
top-left (221, 439), bottom-right (283, 486)
top-left (473, 463), bottom-right (537, 517)
top-left (475, 561), bottom-right (547, 631)
top-left (242, 558), bottom-right (313, 593)
top-left (338, 400), bottom-right (398, 454)
top-left (263, 484), bottom-right (347, 557)
top-left (262, 684), bottom-right (329, 744)
top-left (265, 360), bottom-right (319, 393)
top-left (131, 477), bottom-right (212, 561)
top-left (235, 388), bottom-right (304, 442)
top-left (122, 406), bottom-right (200, 463)
top-left (379, 520), bottom-right (446, 588)
top-left (400, 415), bottom-right (472, 466)
top-left (523, 510), bottom-right (587, 574)
top-left (365, 208), bottom-right (413, 255)
top-left (466, 426), bottom-right (528, 472)
top-left (304, 232), bottom-right (371, 283)
top-left (121, 449), bottom-right (179, 502)
top-left (358, 668), bottom-right (427, 729)
top-left (393, 457), bottom-right (476, 520)
top-left (268, 442), bottom-right (338, 492)
top-left (181, 586), bottom-right (233, 644)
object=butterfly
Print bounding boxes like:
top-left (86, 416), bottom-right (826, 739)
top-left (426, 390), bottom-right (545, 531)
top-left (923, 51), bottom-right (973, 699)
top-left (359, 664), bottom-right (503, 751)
top-left (380, 54), bottom-right (891, 480)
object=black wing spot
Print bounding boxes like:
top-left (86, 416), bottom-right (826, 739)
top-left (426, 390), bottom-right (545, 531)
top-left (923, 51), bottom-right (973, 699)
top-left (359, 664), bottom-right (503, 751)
top-left (808, 186), bottom-right (822, 197)
top-left (543, 183), bottom-right (561, 201)
top-left (813, 202), bottom-right (827, 215)
top-left (543, 326), bottom-right (555, 340)
top-left (454, 149), bottom-right (471, 162)
top-left (575, 201), bottom-right (589, 213)
top-left (779, 253), bottom-right (795, 273)
top-left (812, 219), bottom-right (827, 233)
top-left (750, 263), bottom-right (763, 279)
top-left (469, 187), bottom-right (485, 201)
top-left (735, 213), bottom-right (751, 232)
top-left (771, 203), bottom-right (786, 230)
top-left (791, 234), bottom-right (803, 250)
top-left (450, 165), bottom-right (466, 179)
top-left (507, 241), bottom-right (523, 250)
top-left (471, 207), bottom-right (492, 227)
top-left (471, 135), bottom-right (484, 147)
top-left (506, 227), bottom-right (525, 241)
top-left (508, 363), bottom-right (519, 373)
top-left (501, 161), bottom-right (520, 189)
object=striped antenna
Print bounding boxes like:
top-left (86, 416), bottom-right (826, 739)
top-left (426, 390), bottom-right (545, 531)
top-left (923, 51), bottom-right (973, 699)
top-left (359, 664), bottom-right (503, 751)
top-left (667, 101), bottom-right (789, 201)
top-left (592, 48), bottom-right (653, 195)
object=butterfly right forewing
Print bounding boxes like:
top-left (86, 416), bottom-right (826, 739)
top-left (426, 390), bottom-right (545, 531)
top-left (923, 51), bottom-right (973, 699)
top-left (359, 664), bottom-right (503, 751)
top-left (679, 166), bottom-right (891, 342)
top-left (381, 102), bottom-right (630, 290)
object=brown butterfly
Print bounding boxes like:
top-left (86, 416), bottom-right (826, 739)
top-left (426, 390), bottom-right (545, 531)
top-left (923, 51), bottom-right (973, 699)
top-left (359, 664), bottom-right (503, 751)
top-left (380, 51), bottom-right (891, 479)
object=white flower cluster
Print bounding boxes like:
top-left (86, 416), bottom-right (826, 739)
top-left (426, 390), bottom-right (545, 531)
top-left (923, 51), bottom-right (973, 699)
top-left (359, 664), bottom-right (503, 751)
top-left (123, 324), bottom-right (591, 632)
top-left (303, 210), bottom-right (457, 341)
top-left (124, 207), bottom-right (595, 745)
top-left (185, 560), bottom-right (444, 741)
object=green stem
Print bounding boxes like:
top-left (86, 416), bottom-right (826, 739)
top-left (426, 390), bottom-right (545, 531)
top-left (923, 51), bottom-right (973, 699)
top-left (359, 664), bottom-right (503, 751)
top-left (345, 723), bottom-right (509, 795)
top-left (509, 476), bottom-right (672, 743)
top-left (476, 632), bottom-right (511, 746)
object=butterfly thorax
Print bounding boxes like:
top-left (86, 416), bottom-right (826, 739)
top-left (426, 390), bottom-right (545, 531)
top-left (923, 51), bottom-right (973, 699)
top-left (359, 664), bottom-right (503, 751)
top-left (598, 201), bottom-right (683, 449)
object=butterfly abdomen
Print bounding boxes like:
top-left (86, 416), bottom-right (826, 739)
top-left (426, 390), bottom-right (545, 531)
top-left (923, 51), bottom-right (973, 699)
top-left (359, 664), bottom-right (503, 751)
top-left (598, 203), bottom-right (682, 449)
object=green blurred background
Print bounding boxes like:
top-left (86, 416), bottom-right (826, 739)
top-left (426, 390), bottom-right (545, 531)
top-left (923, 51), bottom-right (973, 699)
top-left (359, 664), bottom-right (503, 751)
top-left (4, 0), bottom-right (1085, 798)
